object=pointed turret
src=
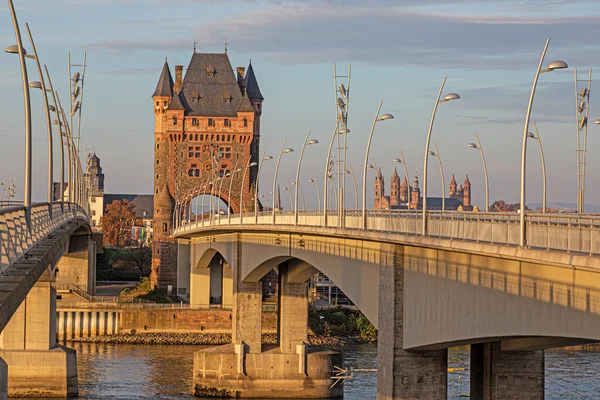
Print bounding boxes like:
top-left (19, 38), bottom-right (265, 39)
top-left (400, 176), bottom-right (409, 202)
top-left (463, 174), bottom-right (471, 207)
top-left (390, 168), bottom-right (400, 206)
top-left (153, 60), bottom-right (174, 98)
top-left (245, 62), bottom-right (263, 101)
top-left (449, 174), bottom-right (457, 197)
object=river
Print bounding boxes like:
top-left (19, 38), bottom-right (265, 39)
top-left (70, 342), bottom-right (600, 399)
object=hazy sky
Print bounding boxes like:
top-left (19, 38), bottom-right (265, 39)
top-left (1, 0), bottom-right (600, 209)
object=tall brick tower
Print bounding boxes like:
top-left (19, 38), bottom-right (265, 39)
top-left (449, 174), bottom-right (457, 197)
top-left (389, 168), bottom-right (400, 207)
top-left (151, 53), bottom-right (262, 291)
top-left (463, 174), bottom-right (471, 208)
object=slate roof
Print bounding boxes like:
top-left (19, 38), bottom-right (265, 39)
top-left (167, 91), bottom-right (187, 111)
top-left (179, 53), bottom-right (245, 117)
top-left (237, 94), bottom-right (255, 112)
top-left (426, 197), bottom-right (463, 208)
top-left (103, 194), bottom-right (154, 219)
top-left (245, 62), bottom-right (263, 101)
top-left (153, 60), bottom-right (174, 97)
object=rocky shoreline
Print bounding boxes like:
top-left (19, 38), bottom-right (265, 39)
top-left (66, 332), bottom-right (377, 347)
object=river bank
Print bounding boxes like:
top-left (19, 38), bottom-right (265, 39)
top-left (66, 331), bottom-right (376, 347)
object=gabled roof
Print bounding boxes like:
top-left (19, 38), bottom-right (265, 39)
top-left (237, 94), bottom-right (255, 113)
top-left (245, 62), bottom-right (263, 101)
top-left (153, 60), bottom-right (174, 98)
top-left (167, 92), bottom-right (187, 111)
top-left (179, 52), bottom-right (244, 117)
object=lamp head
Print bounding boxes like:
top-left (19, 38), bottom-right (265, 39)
top-left (250, 162), bottom-right (258, 167)
top-left (367, 164), bottom-right (375, 169)
top-left (339, 128), bottom-right (350, 134)
top-left (393, 158), bottom-right (402, 163)
top-left (594, 119), bottom-right (600, 125)
top-left (547, 60), bottom-right (568, 70)
top-left (379, 113), bottom-right (394, 121)
top-left (236, 168), bottom-right (243, 172)
top-left (308, 139), bottom-right (319, 145)
top-left (29, 81), bottom-right (42, 89)
top-left (308, 179), bottom-right (315, 183)
top-left (526, 132), bottom-right (536, 139)
top-left (443, 93), bottom-right (460, 101)
top-left (264, 156), bottom-right (273, 160)
top-left (284, 148), bottom-right (294, 153)
top-left (5, 45), bottom-right (26, 55)
top-left (46, 105), bottom-right (56, 112)
top-left (428, 151), bottom-right (436, 156)
top-left (467, 143), bottom-right (477, 149)
top-left (283, 187), bottom-right (289, 191)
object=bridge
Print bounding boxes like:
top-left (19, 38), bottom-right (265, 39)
top-left (172, 209), bottom-right (600, 399)
top-left (0, 202), bottom-right (94, 397)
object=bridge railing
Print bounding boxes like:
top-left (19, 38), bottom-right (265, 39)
top-left (174, 209), bottom-right (600, 257)
top-left (0, 202), bottom-right (88, 273)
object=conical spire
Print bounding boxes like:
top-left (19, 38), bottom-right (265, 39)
top-left (245, 62), bottom-right (263, 101)
top-left (450, 174), bottom-right (457, 185)
top-left (157, 182), bottom-right (174, 211)
top-left (400, 176), bottom-right (408, 189)
top-left (464, 174), bottom-right (471, 186)
top-left (392, 167), bottom-right (399, 179)
top-left (153, 60), bottom-right (174, 97)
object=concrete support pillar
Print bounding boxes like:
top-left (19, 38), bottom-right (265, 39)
top-left (55, 233), bottom-right (95, 294)
top-left (99, 311), bottom-right (106, 335)
top-left (177, 239), bottom-right (191, 299)
top-left (0, 280), bottom-right (78, 397)
top-left (470, 342), bottom-right (544, 400)
top-left (231, 237), bottom-right (263, 353)
top-left (107, 312), bottom-right (115, 335)
top-left (82, 312), bottom-right (90, 337)
top-left (376, 244), bottom-right (447, 400)
top-left (66, 311), bottom-right (73, 340)
top-left (190, 247), bottom-right (211, 309)
top-left (222, 261), bottom-right (233, 309)
top-left (57, 311), bottom-right (65, 341)
top-left (278, 263), bottom-right (308, 353)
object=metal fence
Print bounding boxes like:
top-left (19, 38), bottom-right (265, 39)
top-left (0, 202), bottom-right (88, 273)
top-left (174, 209), bottom-right (600, 256)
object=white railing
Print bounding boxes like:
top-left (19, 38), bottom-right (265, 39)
top-left (0, 202), bottom-right (88, 273)
top-left (173, 209), bottom-right (600, 257)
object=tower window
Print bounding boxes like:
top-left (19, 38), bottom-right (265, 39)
top-left (164, 101), bottom-right (167, 106)
top-left (224, 119), bottom-right (230, 127)
top-left (173, 117), bottom-right (177, 125)
top-left (243, 118), bottom-right (248, 127)
top-left (155, 101), bottom-right (159, 106)
top-left (208, 118), bottom-right (213, 126)
top-left (156, 159), bottom-right (159, 165)
top-left (192, 118), bottom-right (197, 126)
top-left (163, 223), bottom-right (168, 232)
top-left (156, 144), bottom-right (160, 149)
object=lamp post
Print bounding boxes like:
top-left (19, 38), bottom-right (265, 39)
top-left (282, 187), bottom-right (293, 210)
top-left (428, 143), bottom-right (445, 211)
top-left (45, 69), bottom-right (64, 208)
top-left (422, 77), bottom-right (460, 235)
top-left (255, 150), bottom-right (273, 223)
top-left (344, 165), bottom-right (358, 209)
top-left (530, 121), bottom-right (547, 213)
top-left (367, 163), bottom-right (383, 210)
top-left (217, 171), bottom-right (230, 223)
top-left (362, 101), bottom-right (394, 229)
top-left (6, 0), bottom-right (32, 209)
top-left (227, 166), bottom-right (243, 223)
top-left (291, 182), bottom-right (305, 210)
top-left (308, 176), bottom-right (321, 211)
top-left (272, 141), bottom-right (294, 223)
top-left (56, 94), bottom-right (74, 207)
top-left (23, 24), bottom-right (54, 205)
top-left (294, 129), bottom-right (318, 224)
top-left (239, 161), bottom-right (257, 224)
top-left (467, 133), bottom-right (489, 212)
top-left (519, 38), bottom-right (567, 247)
top-left (393, 152), bottom-right (410, 204)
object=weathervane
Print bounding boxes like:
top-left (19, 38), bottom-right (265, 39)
top-left (193, 37), bottom-right (197, 53)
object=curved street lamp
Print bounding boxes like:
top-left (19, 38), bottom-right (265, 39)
top-left (344, 165), bottom-right (358, 210)
top-left (393, 151), bottom-right (410, 204)
top-left (6, 0), bottom-right (32, 208)
top-left (226, 166), bottom-right (243, 223)
top-left (308, 176), bottom-right (321, 211)
top-left (45, 68), bottom-right (65, 209)
top-left (467, 133), bottom-right (489, 212)
top-left (291, 182), bottom-right (305, 211)
top-left (272, 141), bottom-right (294, 223)
top-left (428, 143), bottom-right (445, 211)
top-left (422, 76), bottom-right (460, 235)
top-left (519, 38), bottom-right (567, 247)
top-left (294, 129), bottom-right (318, 224)
top-left (530, 121), bottom-right (547, 213)
top-left (24, 23), bottom-right (54, 205)
top-left (239, 161), bottom-right (257, 224)
top-left (362, 101), bottom-right (393, 229)
top-left (255, 150), bottom-right (273, 222)
top-left (282, 187), bottom-right (293, 210)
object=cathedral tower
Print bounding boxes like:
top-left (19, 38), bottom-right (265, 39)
top-left (463, 174), bottom-right (471, 208)
top-left (390, 168), bottom-right (400, 206)
top-left (449, 174), bottom-right (457, 197)
top-left (151, 52), bottom-right (262, 291)
top-left (374, 168), bottom-right (384, 209)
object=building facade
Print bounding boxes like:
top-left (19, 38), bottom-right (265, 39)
top-left (152, 51), bottom-right (263, 290)
top-left (84, 153), bottom-right (105, 230)
top-left (375, 170), bottom-right (473, 211)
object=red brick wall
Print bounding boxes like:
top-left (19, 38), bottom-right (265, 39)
top-left (119, 309), bottom-right (232, 333)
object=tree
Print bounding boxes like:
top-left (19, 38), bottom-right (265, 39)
top-left (123, 240), bottom-right (152, 276)
top-left (100, 199), bottom-right (138, 247)
top-left (490, 200), bottom-right (527, 212)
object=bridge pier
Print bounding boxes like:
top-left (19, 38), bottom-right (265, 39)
top-left (192, 241), bottom-right (342, 398)
top-left (377, 244), bottom-right (447, 400)
top-left (55, 231), bottom-right (96, 294)
top-left (470, 342), bottom-right (544, 400)
top-left (0, 280), bottom-right (77, 397)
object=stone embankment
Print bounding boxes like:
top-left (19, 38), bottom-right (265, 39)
top-left (67, 332), bottom-right (376, 346)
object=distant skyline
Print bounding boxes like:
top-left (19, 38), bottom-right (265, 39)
top-left (1, 0), bottom-right (600, 209)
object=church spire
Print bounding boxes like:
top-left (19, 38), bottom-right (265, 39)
top-left (245, 62), bottom-right (263, 101)
top-left (152, 60), bottom-right (174, 98)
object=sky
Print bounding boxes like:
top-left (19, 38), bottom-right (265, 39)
top-left (1, 0), bottom-right (600, 210)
